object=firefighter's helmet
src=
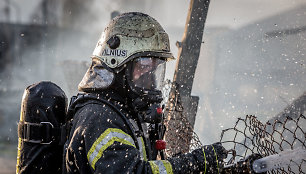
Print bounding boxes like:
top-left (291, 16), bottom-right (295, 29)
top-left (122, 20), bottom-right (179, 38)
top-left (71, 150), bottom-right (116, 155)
top-left (79, 12), bottom-right (174, 93)
top-left (92, 12), bottom-right (175, 69)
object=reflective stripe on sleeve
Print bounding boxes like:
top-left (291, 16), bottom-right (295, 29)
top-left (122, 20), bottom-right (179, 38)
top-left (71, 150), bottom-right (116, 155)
top-left (87, 128), bottom-right (136, 169)
top-left (202, 147), bottom-right (207, 174)
top-left (211, 145), bottom-right (220, 174)
top-left (149, 160), bottom-right (173, 174)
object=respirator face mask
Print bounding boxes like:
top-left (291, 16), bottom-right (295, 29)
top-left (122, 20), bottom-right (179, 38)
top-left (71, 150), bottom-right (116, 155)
top-left (127, 57), bottom-right (166, 123)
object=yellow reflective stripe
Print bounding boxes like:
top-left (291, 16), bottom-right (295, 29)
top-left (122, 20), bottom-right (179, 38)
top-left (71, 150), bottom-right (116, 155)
top-left (202, 147), bottom-right (207, 174)
top-left (211, 145), bottom-right (220, 174)
top-left (140, 137), bottom-right (147, 161)
top-left (149, 160), bottom-right (173, 174)
top-left (162, 160), bottom-right (173, 174)
top-left (87, 128), bottom-right (136, 169)
top-left (16, 138), bottom-right (22, 174)
top-left (149, 161), bottom-right (160, 174)
top-left (92, 137), bottom-right (135, 169)
top-left (137, 137), bottom-right (144, 160)
top-left (16, 111), bottom-right (23, 173)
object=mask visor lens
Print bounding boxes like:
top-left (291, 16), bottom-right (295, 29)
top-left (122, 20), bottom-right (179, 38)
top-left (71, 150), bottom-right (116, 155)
top-left (132, 57), bottom-right (166, 90)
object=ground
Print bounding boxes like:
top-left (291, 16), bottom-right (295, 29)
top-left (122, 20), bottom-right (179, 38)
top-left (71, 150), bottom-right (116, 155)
top-left (0, 142), bottom-right (16, 174)
top-left (0, 157), bottom-right (15, 174)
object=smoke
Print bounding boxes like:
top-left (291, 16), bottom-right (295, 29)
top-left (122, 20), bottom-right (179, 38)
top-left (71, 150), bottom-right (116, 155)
top-left (0, 0), bottom-right (189, 145)
top-left (193, 4), bottom-right (306, 144)
top-left (0, 0), bottom-right (305, 162)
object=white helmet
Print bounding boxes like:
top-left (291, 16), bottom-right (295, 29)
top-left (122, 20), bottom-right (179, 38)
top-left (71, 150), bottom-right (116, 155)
top-left (79, 12), bottom-right (174, 92)
top-left (92, 12), bottom-right (174, 69)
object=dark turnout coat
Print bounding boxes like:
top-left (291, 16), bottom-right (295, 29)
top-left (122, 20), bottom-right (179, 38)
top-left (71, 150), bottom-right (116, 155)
top-left (63, 92), bottom-right (226, 174)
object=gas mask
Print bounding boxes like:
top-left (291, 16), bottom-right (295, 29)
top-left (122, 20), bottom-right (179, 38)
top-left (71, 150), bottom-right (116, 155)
top-left (126, 57), bottom-right (166, 123)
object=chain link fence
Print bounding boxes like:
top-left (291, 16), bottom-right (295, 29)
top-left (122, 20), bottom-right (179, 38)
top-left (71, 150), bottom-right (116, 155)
top-left (220, 114), bottom-right (306, 174)
top-left (162, 80), bottom-right (192, 156)
top-left (162, 80), bottom-right (203, 156)
top-left (162, 80), bottom-right (305, 173)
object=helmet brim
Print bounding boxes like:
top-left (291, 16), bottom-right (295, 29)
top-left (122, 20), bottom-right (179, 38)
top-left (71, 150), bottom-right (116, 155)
top-left (93, 51), bottom-right (175, 68)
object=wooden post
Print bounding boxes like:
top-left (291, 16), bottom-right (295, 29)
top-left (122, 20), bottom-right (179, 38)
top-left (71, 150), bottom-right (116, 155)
top-left (164, 0), bottom-right (210, 155)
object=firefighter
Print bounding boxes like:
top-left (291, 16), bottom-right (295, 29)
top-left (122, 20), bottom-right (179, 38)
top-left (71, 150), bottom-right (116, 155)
top-left (63, 12), bottom-right (227, 174)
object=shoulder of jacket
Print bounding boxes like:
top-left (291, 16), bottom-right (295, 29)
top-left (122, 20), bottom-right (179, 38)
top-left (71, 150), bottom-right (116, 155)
top-left (68, 93), bottom-right (115, 116)
top-left (72, 95), bottom-right (131, 127)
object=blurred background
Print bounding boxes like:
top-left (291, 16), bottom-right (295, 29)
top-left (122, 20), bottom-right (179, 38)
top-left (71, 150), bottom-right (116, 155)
top-left (0, 0), bottom-right (305, 173)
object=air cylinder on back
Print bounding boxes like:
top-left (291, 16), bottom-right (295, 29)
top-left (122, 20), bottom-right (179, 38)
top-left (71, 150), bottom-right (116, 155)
top-left (16, 81), bottom-right (67, 174)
